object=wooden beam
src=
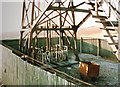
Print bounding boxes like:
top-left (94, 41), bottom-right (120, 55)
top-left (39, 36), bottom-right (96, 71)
top-left (104, 35), bottom-right (117, 37)
top-left (72, 2), bottom-right (86, 8)
top-left (33, 27), bottom-right (73, 31)
top-left (48, 6), bottom-right (90, 13)
top-left (100, 28), bottom-right (116, 31)
top-left (118, 1), bottom-right (120, 60)
top-left (22, 0), bottom-right (25, 28)
top-left (19, 31), bottom-right (24, 51)
top-left (30, 1), bottom-right (53, 31)
top-left (56, 11), bottom-right (73, 26)
top-left (96, 21), bottom-right (118, 27)
top-left (77, 12), bottom-right (91, 27)
top-left (95, 0), bottom-right (98, 16)
top-left (108, 43), bottom-right (118, 45)
top-left (90, 9), bottom-right (104, 12)
top-left (108, 2), bottom-right (120, 15)
top-left (63, 31), bottom-right (73, 50)
top-left (92, 15), bottom-right (107, 19)
top-left (38, 11), bottom-right (66, 26)
top-left (31, 1), bottom-right (35, 25)
top-left (24, 2), bottom-right (31, 28)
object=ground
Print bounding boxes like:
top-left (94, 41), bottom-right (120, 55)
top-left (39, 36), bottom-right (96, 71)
top-left (0, 41), bottom-right (119, 86)
top-left (55, 52), bottom-right (119, 86)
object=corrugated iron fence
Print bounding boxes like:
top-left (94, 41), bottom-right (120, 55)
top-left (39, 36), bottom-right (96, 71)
top-left (2, 46), bottom-right (74, 85)
top-left (1, 37), bottom-right (115, 86)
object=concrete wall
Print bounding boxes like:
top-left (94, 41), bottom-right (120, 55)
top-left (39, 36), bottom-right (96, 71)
top-left (1, 45), bottom-right (75, 85)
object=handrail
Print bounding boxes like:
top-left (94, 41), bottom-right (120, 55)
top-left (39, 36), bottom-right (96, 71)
top-left (104, 0), bottom-right (120, 18)
top-left (97, 0), bottom-right (118, 32)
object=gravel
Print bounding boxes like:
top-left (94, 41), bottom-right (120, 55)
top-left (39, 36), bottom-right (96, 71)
top-left (58, 53), bottom-right (119, 86)
top-left (79, 53), bottom-right (119, 86)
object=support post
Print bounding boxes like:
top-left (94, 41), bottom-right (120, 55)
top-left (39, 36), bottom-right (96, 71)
top-left (49, 30), bottom-right (51, 52)
top-left (28, 30), bottom-right (33, 56)
top-left (31, 0), bottom-right (35, 25)
top-left (22, 0), bottom-right (25, 28)
top-left (108, 0), bottom-right (111, 18)
top-left (19, 31), bottom-right (24, 52)
top-left (97, 39), bottom-right (101, 56)
top-left (95, 0), bottom-right (98, 16)
top-left (118, 1), bottom-right (120, 61)
top-left (59, 2), bottom-right (63, 50)
top-left (35, 31), bottom-right (38, 48)
top-left (38, 0), bottom-right (40, 15)
top-left (73, 26), bottom-right (79, 61)
top-left (46, 21), bottom-right (49, 51)
top-left (80, 37), bottom-right (83, 53)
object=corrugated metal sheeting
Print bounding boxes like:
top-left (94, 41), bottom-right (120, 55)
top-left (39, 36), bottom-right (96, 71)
top-left (1, 45), bottom-right (74, 85)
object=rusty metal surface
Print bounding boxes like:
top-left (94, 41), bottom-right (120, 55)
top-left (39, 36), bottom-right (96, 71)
top-left (79, 62), bottom-right (100, 78)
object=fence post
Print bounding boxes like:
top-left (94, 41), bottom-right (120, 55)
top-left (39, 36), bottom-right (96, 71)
top-left (97, 39), bottom-right (101, 56)
top-left (118, 1), bottom-right (120, 61)
top-left (80, 37), bottom-right (83, 53)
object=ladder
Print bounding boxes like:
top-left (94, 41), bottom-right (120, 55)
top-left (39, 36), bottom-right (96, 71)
top-left (88, 0), bottom-right (119, 60)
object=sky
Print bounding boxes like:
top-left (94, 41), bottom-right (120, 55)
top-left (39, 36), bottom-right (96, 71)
top-left (0, 0), bottom-right (97, 34)
top-left (1, 2), bottom-right (22, 33)
top-left (0, 0), bottom-right (118, 34)
top-left (0, 2), bottom-right (2, 34)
